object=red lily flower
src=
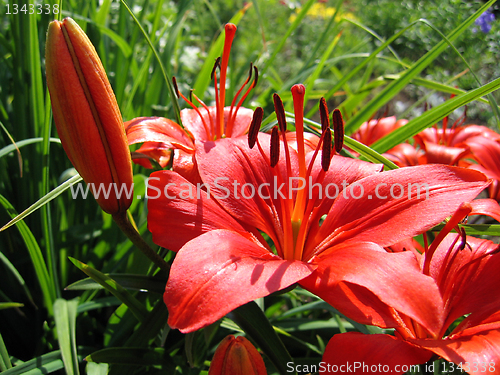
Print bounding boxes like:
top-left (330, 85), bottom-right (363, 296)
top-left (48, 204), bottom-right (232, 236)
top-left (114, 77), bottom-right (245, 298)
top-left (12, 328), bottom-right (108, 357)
top-left (351, 116), bottom-right (408, 146)
top-left (321, 204), bottom-right (500, 373)
top-left (125, 23), bottom-right (256, 182)
top-left (148, 84), bottom-right (488, 333)
top-left (464, 136), bottom-right (500, 201)
top-left (413, 106), bottom-right (500, 165)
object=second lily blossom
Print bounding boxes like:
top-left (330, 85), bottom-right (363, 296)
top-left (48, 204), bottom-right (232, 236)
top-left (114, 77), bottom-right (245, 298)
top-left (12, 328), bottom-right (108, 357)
top-left (125, 23), bottom-right (257, 183)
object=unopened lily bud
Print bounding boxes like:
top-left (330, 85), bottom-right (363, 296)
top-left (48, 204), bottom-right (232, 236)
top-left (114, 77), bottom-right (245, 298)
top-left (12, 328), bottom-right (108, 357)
top-left (208, 335), bottom-right (267, 375)
top-left (46, 17), bottom-right (133, 215)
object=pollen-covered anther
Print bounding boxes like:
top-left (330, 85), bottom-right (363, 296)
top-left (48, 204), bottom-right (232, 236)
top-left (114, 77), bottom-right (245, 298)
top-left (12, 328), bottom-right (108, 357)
top-left (273, 93), bottom-right (287, 133)
top-left (332, 108), bottom-right (345, 153)
top-left (248, 107), bottom-right (264, 149)
top-left (270, 126), bottom-right (280, 167)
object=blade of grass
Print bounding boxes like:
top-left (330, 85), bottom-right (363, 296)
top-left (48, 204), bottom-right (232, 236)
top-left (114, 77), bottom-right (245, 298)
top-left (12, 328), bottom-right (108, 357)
top-left (53, 299), bottom-right (80, 375)
top-left (68, 257), bottom-right (148, 322)
top-left (0, 250), bottom-right (36, 306)
top-left (0, 174), bottom-right (83, 232)
top-left (0, 331), bottom-right (12, 370)
top-left (0, 193), bottom-right (56, 315)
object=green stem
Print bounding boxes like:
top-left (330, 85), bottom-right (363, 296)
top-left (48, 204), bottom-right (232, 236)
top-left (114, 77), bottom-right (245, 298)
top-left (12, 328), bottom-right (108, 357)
top-left (112, 212), bottom-right (170, 274)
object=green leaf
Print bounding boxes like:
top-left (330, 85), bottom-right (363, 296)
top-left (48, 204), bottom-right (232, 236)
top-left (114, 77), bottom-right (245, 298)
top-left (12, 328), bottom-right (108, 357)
top-left (0, 194), bottom-right (56, 315)
top-left (0, 137), bottom-right (61, 160)
top-left (228, 301), bottom-right (296, 375)
top-left (0, 331), bottom-right (12, 370)
top-left (65, 274), bottom-right (166, 294)
top-left (85, 347), bottom-right (169, 366)
top-left (0, 174), bottom-right (83, 232)
top-left (68, 257), bottom-right (149, 322)
top-left (0, 302), bottom-right (24, 310)
top-left (53, 299), bottom-right (80, 375)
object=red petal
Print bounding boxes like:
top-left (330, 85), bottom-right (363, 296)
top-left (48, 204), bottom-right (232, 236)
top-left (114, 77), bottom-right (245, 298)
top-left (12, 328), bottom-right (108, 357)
top-left (409, 327), bottom-right (500, 368)
top-left (314, 165), bottom-right (488, 251)
top-left (125, 116), bottom-right (195, 152)
top-left (322, 332), bottom-right (432, 374)
top-left (147, 171), bottom-right (250, 251)
top-left (301, 243), bottom-right (444, 335)
top-left (422, 141), bottom-right (468, 165)
top-left (164, 230), bottom-right (315, 332)
top-left (470, 198), bottom-right (500, 222)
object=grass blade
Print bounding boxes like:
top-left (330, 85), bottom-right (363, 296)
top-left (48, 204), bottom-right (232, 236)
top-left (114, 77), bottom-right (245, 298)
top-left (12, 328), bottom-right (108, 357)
top-left (53, 299), bottom-right (80, 375)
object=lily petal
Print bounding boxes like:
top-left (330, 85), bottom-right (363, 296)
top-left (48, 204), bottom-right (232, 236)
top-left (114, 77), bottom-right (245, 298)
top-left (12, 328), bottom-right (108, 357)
top-left (147, 171), bottom-right (250, 251)
top-left (301, 243), bottom-right (444, 335)
top-left (322, 332), bottom-right (432, 374)
top-left (315, 165), bottom-right (488, 251)
top-left (164, 229), bottom-right (315, 332)
top-left (125, 116), bottom-right (195, 152)
top-left (409, 327), bottom-right (500, 367)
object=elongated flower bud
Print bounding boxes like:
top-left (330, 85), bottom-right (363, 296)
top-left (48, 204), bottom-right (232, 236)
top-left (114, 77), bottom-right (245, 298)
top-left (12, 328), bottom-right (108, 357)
top-left (46, 17), bottom-right (133, 215)
top-left (208, 335), bottom-right (267, 375)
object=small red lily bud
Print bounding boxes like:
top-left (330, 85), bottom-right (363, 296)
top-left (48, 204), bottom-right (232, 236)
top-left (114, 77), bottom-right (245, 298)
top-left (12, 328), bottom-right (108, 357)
top-left (46, 17), bottom-right (133, 215)
top-left (208, 335), bottom-right (267, 375)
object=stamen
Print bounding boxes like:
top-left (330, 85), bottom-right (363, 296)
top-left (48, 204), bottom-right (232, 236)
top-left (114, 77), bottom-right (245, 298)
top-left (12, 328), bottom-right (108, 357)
top-left (422, 202), bottom-right (472, 275)
top-left (270, 126), bottom-right (280, 167)
top-left (273, 93), bottom-right (287, 133)
top-left (218, 23), bottom-right (237, 139)
top-left (248, 107), bottom-right (263, 149)
top-left (322, 129), bottom-right (332, 171)
top-left (226, 64), bottom-right (258, 137)
top-left (172, 76), bottom-right (180, 98)
top-left (173, 78), bottom-right (211, 138)
top-left (211, 57), bottom-right (221, 80)
top-left (319, 98), bottom-right (330, 132)
top-left (332, 109), bottom-right (344, 153)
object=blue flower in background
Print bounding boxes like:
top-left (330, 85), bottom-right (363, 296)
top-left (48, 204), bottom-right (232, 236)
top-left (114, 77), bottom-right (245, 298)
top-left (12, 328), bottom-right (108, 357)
top-left (473, 9), bottom-right (495, 33)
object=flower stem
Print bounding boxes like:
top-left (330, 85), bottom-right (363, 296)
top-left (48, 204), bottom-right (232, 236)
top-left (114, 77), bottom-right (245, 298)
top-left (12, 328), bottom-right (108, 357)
top-left (112, 212), bottom-right (170, 274)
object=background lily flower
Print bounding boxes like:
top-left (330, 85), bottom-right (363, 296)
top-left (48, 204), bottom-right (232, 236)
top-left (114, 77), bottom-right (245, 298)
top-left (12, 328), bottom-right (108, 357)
top-left (321, 206), bottom-right (500, 372)
top-left (125, 23), bottom-right (256, 183)
top-left (46, 17), bottom-right (133, 215)
top-left (208, 335), bottom-right (267, 375)
top-left (148, 84), bottom-right (489, 333)
top-left (464, 136), bottom-right (500, 201)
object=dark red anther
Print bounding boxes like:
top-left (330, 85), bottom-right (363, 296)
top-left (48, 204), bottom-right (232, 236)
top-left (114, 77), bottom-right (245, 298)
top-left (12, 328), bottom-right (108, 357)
top-left (172, 76), bottom-right (180, 98)
top-left (253, 66), bottom-right (259, 87)
top-left (332, 108), bottom-right (344, 153)
top-left (211, 57), bottom-right (221, 79)
top-left (270, 126), bottom-right (280, 167)
top-left (273, 93), bottom-right (287, 133)
top-left (248, 107), bottom-right (264, 149)
top-left (319, 97), bottom-right (330, 132)
top-left (322, 128), bottom-right (332, 171)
